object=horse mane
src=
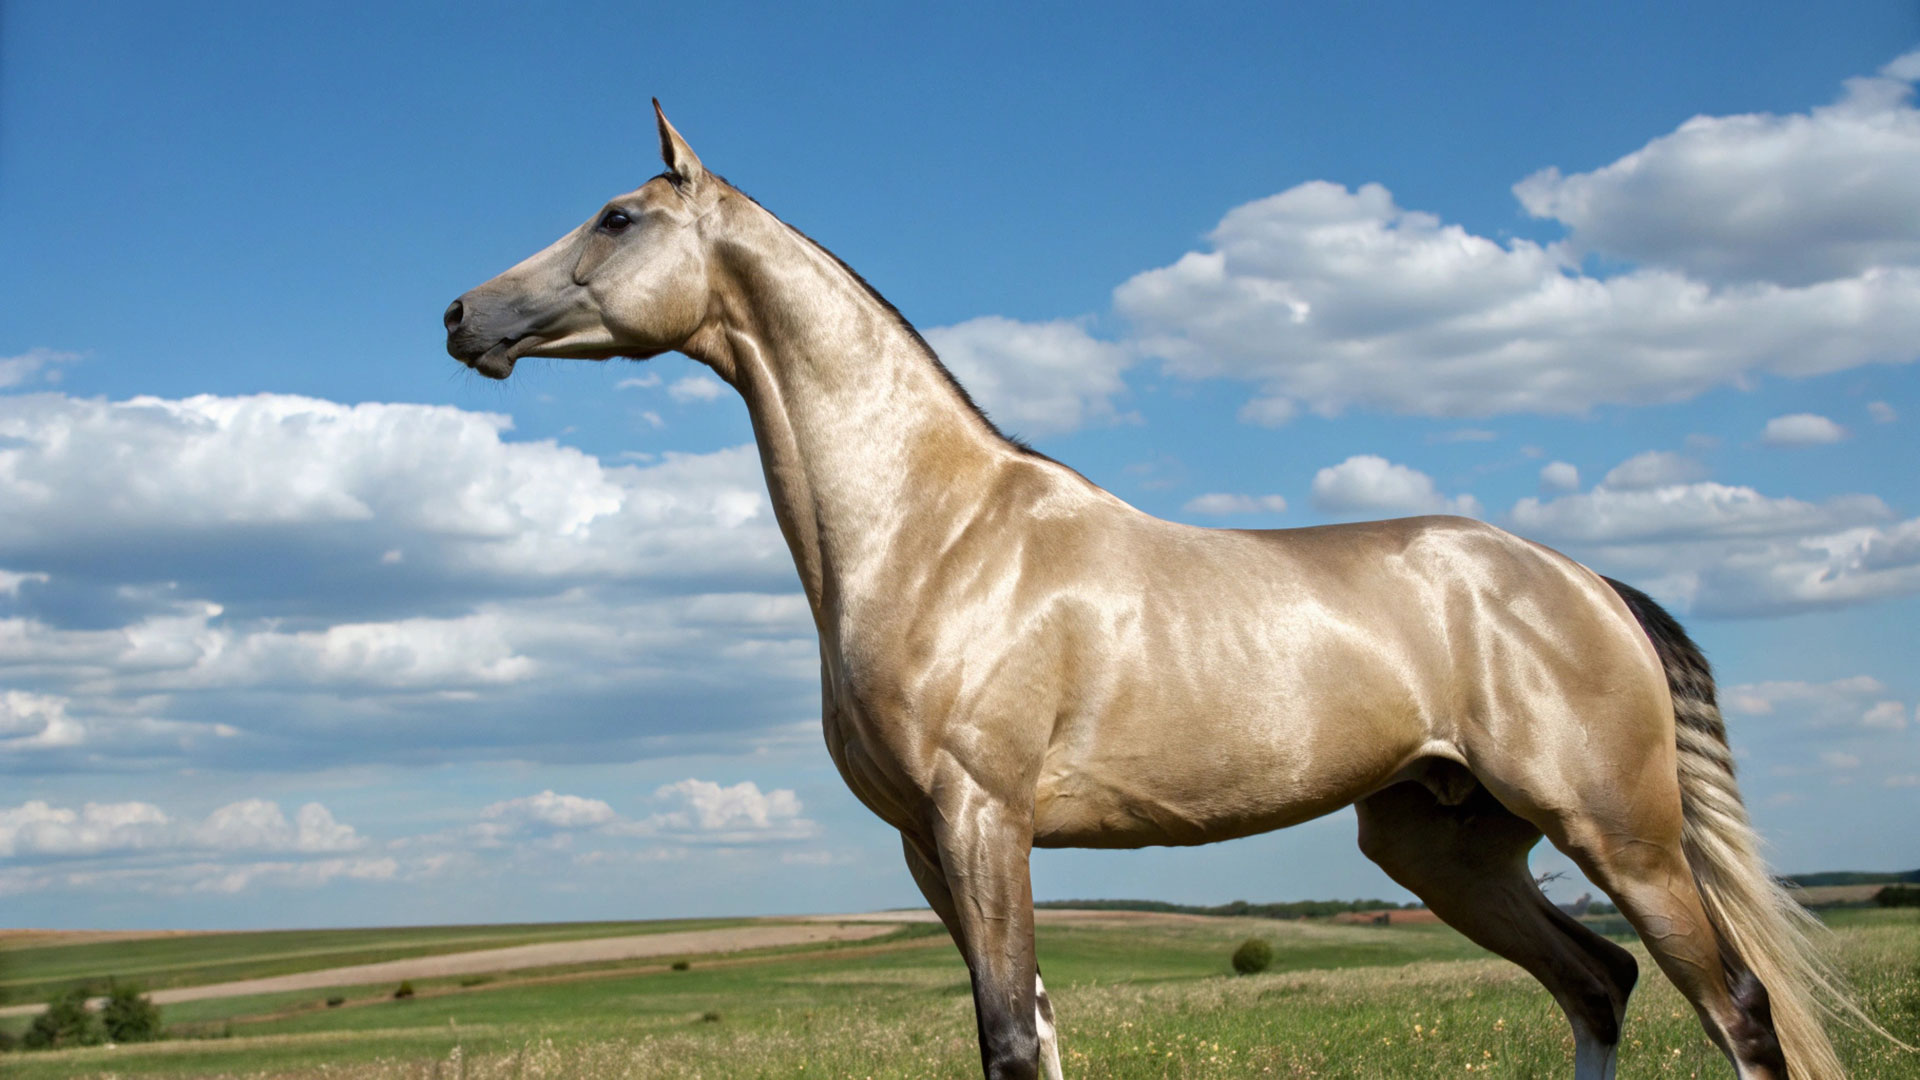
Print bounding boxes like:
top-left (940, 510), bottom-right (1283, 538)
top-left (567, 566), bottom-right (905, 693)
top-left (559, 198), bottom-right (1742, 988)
top-left (707, 173), bottom-right (1040, 457)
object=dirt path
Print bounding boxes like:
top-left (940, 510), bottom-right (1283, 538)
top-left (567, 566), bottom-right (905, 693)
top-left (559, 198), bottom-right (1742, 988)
top-left (0, 921), bottom-right (900, 1017)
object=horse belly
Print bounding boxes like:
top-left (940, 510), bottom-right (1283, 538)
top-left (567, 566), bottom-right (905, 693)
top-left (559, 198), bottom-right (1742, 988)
top-left (1030, 702), bottom-right (1426, 849)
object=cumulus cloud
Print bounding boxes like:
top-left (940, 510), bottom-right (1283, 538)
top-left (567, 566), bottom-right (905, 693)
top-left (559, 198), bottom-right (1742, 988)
top-left (1111, 56), bottom-right (1920, 420)
top-left (650, 778), bottom-right (806, 835)
top-left (924, 317), bottom-right (1134, 437)
top-left (1510, 483), bottom-right (1887, 544)
top-left (1539, 461), bottom-right (1580, 493)
top-left (1725, 676), bottom-right (1907, 732)
top-left (459, 780), bottom-right (813, 853)
top-left (1182, 493), bottom-right (1288, 516)
top-left (1601, 451), bottom-right (1708, 491)
top-left (0, 394), bottom-right (787, 591)
top-left (1310, 455), bottom-right (1480, 516)
top-left (1508, 456), bottom-right (1920, 616)
top-left (667, 374), bottom-right (726, 402)
top-left (0, 348), bottom-right (77, 388)
top-left (0, 393), bottom-right (818, 773)
top-left (0, 797), bottom-right (361, 859)
top-left (1513, 52), bottom-right (1920, 286)
top-left (483, 790), bottom-right (618, 829)
top-left (1761, 413), bottom-right (1847, 446)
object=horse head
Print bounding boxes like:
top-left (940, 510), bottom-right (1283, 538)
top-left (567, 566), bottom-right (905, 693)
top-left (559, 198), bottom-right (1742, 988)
top-left (445, 102), bottom-right (717, 380)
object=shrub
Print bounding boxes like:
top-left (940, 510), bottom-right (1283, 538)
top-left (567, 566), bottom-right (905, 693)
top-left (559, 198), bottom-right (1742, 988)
top-left (393, 981), bottom-right (416, 1000)
top-left (23, 987), bottom-right (103, 1050)
top-left (326, 996), bottom-right (346, 1007)
top-left (671, 960), bottom-right (691, 971)
top-left (1878, 885), bottom-right (1920, 908)
top-left (1231, 937), bottom-right (1273, 975)
top-left (100, 983), bottom-right (163, 1043)
top-left (700, 1010), bottom-right (722, 1023)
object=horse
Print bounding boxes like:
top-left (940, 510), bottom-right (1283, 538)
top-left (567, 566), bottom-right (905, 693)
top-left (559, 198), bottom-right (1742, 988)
top-left (445, 103), bottom-right (1865, 1080)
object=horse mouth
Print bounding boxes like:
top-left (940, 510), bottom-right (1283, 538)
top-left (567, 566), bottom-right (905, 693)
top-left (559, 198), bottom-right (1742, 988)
top-left (469, 340), bottom-right (520, 380)
top-left (455, 336), bottom-right (545, 381)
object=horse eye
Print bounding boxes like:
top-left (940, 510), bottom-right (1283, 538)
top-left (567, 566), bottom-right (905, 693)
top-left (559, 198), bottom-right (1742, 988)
top-left (600, 210), bottom-right (631, 233)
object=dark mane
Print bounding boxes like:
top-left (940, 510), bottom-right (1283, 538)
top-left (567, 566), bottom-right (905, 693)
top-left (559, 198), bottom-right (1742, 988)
top-left (714, 175), bottom-right (1040, 457)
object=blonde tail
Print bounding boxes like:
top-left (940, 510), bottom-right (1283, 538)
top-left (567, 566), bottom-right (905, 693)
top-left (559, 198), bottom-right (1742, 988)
top-left (1607, 577), bottom-right (1900, 1080)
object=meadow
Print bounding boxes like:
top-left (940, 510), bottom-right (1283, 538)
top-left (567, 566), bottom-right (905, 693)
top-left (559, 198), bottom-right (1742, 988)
top-left (2, 909), bottom-right (1916, 1078)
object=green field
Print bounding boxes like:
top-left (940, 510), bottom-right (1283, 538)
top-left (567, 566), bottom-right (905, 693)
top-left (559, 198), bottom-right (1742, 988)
top-left (0, 918), bottom-right (755, 1006)
top-left (3, 910), bottom-right (1916, 1078)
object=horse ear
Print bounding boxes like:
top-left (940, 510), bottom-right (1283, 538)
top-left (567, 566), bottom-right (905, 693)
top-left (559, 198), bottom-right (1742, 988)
top-left (653, 99), bottom-right (706, 185)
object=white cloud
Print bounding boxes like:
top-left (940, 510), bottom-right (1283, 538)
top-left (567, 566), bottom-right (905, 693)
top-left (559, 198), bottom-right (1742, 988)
top-left (924, 317), bottom-right (1134, 437)
top-left (1112, 56), bottom-right (1920, 420)
top-left (1601, 451), bottom-right (1708, 491)
top-left (0, 570), bottom-right (49, 597)
top-left (1868, 400), bottom-right (1897, 423)
top-left (0, 394), bottom-right (784, 584)
top-left (0, 797), bottom-right (361, 859)
top-left (648, 778), bottom-right (808, 838)
top-left (0, 393), bottom-right (822, 770)
top-left (1236, 396), bottom-right (1297, 428)
top-left (1508, 482), bottom-right (1920, 616)
top-left (667, 374), bottom-right (726, 402)
top-left (459, 780), bottom-right (813, 854)
top-left (1510, 483), bottom-right (1887, 543)
top-left (1761, 413), bottom-right (1847, 446)
top-left (0, 348), bottom-right (78, 388)
top-left (1539, 461), bottom-right (1580, 493)
top-left (617, 372), bottom-right (662, 390)
top-left (1183, 493), bottom-right (1288, 516)
top-left (483, 790), bottom-right (618, 829)
top-left (1724, 676), bottom-right (1900, 731)
top-left (1513, 52), bottom-right (1920, 286)
top-left (1861, 701), bottom-right (1910, 731)
top-left (198, 799), bottom-right (365, 853)
top-left (0, 690), bottom-right (85, 750)
top-left (1310, 455), bottom-right (1480, 516)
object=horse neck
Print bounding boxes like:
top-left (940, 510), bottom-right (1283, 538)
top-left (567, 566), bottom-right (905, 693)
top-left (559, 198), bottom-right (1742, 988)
top-left (686, 198), bottom-right (1015, 627)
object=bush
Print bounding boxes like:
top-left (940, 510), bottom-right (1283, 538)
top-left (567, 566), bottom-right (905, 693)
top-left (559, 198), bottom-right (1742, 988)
top-left (23, 987), bottom-right (103, 1050)
top-left (671, 960), bottom-right (691, 972)
top-left (1878, 885), bottom-right (1920, 908)
top-left (326, 996), bottom-right (346, 1007)
top-left (700, 1010), bottom-right (722, 1023)
top-left (393, 981), bottom-right (416, 1000)
top-left (101, 983), bottom-right (163, 1043)
top-left (1231, 937), bottom-right (1273, 975)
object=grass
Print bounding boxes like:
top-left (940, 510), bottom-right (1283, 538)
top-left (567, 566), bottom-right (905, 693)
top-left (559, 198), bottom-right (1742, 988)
top-left (0, 918), bottom-right (757, 1006)
top-left (3, 909), bottom-right (1916, 1078)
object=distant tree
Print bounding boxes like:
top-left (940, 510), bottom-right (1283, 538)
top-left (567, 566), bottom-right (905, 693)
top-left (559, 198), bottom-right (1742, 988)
top-left (1231, 938), bottom-right (1273, 975)
top-left (1878, 885), bottom-right (1920, 908)
top-left (101, 983), bottom-right (163, 1043)
top-left (22, 987), bottom-right (103, 1050)
top-left (393, 980), bottom-right (416, 1000)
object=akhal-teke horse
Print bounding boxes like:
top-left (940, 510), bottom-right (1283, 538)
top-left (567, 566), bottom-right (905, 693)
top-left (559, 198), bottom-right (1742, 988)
top-left (446, 104), bottom-right (1887, 1080)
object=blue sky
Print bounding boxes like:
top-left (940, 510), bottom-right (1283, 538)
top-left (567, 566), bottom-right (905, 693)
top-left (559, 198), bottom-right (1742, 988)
top-left (2, 2), bottom-right (1916, 929)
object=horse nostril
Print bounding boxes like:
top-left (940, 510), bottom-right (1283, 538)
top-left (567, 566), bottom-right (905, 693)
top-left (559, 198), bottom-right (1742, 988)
top-left (443, 299), bottom-right (465, 333)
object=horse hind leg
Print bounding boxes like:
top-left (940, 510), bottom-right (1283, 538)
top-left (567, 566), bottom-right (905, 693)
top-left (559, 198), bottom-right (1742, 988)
top-left (1538, 795), bottom-right (1793, 1080)
top-left (1356, 776), bottom-right (1639, 1080)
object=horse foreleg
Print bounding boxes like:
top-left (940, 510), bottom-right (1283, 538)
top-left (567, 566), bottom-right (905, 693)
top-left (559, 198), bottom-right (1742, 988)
top-left (901, 792), bottom-right (1046, 1080)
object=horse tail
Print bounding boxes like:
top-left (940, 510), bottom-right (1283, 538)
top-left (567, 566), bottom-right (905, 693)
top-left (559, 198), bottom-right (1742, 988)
top-left (1605, 576), bottom-right (1891, 1080)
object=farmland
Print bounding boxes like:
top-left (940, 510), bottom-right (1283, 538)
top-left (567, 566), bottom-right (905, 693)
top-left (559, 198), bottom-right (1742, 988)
top-left (2, 908), bottom-right (1916, 1078)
